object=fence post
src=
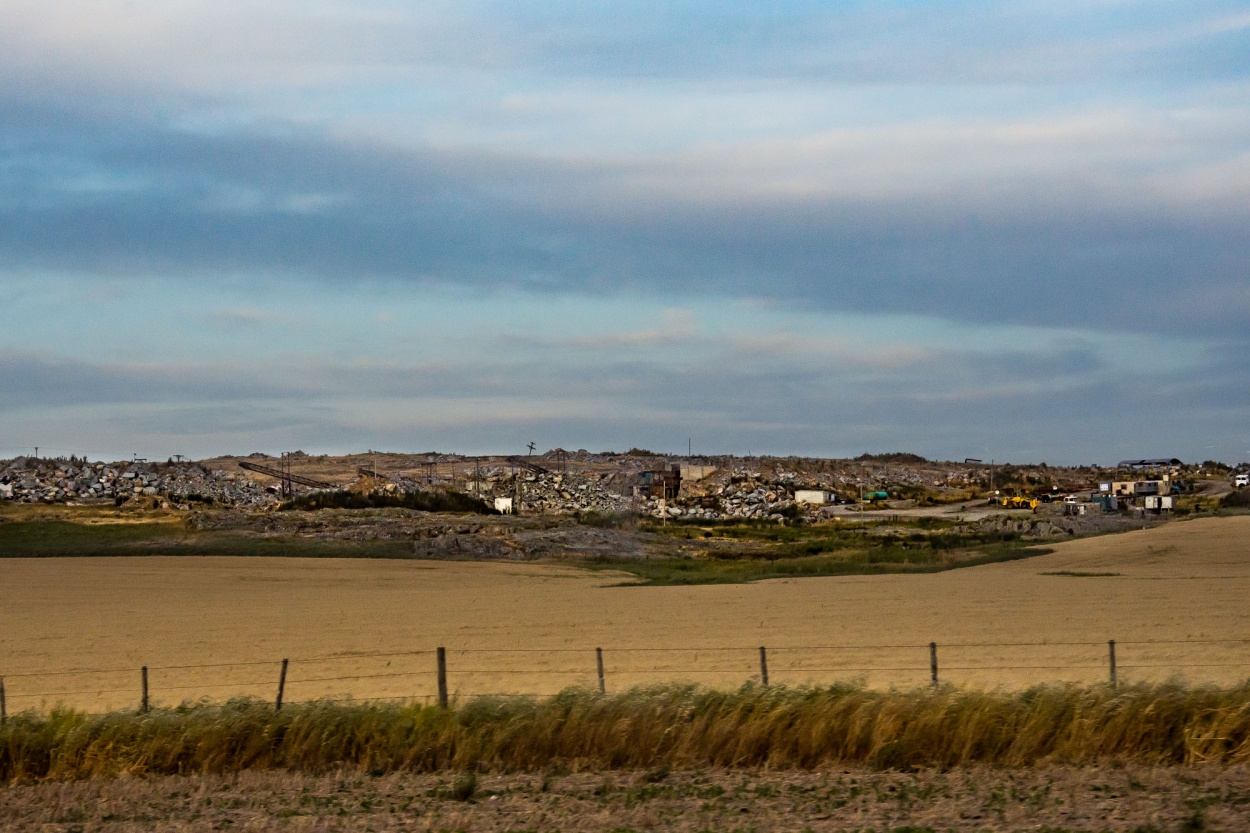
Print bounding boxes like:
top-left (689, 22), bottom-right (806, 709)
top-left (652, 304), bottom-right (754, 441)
top-left (437, 647), bottom-right (448, 707)
top-left (1108, 640), bottom-right (1117, 688)
top-left (929, 642), bottom-right (938, 687)
top-left (1, 676), bottom-right (6, 725)
top-left (759, 646), bottom-right (769, 687)
top-left (141, 666), bottom-right (149, 713)
top-left (596, 647), bottom-right (606, 694)
top-left (276, 658), bottom-right (289, 711)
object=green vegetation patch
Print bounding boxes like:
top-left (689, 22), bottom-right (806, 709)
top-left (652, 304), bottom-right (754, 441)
top-left (5, 681), bottom-right (1250, 782)
top-left (0, 519), bottom-right (177, 554)
top-left (1220, 488), bottom-right (1250, 510)
top-left (0, 519), bottom-right (414, 559)
top-left (588, 543), bottom-right (1050, 585)
top-left (280, 489), bottom-right (498, 514)
top-left (604, 517), bottom-right (1049, 585)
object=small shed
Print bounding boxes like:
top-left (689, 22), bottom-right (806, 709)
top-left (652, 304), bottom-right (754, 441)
top-left (795, 489), bottom-right (834, 505)
top-left (638, 465), bottom-right (682, 500)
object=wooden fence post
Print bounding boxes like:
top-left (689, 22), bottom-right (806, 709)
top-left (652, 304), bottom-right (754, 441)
top-left (141, 666), bottom-right (149, 713)
top-left (276, 658), bottom-right (289, 711)
top-left (1108, 640), bottom-right (1117, 688)
top-left (929, 642), bottom-right (938, 687)
top-left (759, 646), bottom-right (769, 687)
top-left (596, 647), bottom-right (606, 694)
top-left (437, 647), bottom-right (448, 707)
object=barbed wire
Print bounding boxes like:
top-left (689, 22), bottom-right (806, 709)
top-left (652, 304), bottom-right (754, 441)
top-left (4, 638), bottom-right (1247, 708)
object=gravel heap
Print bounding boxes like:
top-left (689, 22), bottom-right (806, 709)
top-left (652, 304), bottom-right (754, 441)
top-left (0, 457), bottom-right (274, 507)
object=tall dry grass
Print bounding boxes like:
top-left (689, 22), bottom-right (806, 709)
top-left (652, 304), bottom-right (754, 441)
top-left (3, 682), bottom-right (1250, 782)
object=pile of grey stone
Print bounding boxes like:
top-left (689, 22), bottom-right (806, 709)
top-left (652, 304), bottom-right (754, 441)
top-left (483, 470), bottom-right (637, 515)
top-left (0, 457), bottom-right (276, 507)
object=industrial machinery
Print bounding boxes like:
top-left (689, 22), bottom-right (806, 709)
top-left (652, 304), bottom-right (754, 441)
top-left (238, 460), bottom-right (339, 497)
top-left (994, 494), bottom-right (1039, 510)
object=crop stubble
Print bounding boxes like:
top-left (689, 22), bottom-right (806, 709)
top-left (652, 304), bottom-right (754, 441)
top-left (1, 516), bottom-right (1248, 712)
top-left (2, 766), bottom-right (1248, 832)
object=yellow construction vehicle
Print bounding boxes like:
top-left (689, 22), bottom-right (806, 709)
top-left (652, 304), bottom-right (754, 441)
top-left (994, 494), bottom-right (1039, 511)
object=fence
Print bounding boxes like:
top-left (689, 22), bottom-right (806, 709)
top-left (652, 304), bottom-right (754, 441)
top-left (3, 638), bottom-right (1249, 718)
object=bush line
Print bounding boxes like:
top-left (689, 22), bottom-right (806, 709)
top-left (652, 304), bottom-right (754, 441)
top-left (278, 490), bottom-right (498, 514)
top-left (3, 682), bottom-right (1250, 782)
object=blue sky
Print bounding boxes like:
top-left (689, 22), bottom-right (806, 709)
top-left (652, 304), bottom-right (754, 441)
top-left (1, 1), bottom-right (1247, 464)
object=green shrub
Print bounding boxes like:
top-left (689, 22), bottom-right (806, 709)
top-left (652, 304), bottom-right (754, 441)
top-left (280, 490), bottom-right (498, 514)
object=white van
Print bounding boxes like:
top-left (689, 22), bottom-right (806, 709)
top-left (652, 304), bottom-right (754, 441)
top-left (1236, 474), bottom-right (1249, 488)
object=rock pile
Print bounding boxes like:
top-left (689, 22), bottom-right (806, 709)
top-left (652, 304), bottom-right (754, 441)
top-left (977, 510), bottom-right (1158, 538)
top-left (2, 451), bottom-right (1125, 523)
top-left (0, 457), bottom-right (274, 507)
top-left (460, 467), bottom-right (636, 515)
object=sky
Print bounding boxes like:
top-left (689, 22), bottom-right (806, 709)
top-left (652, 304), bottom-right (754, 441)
top-left (1, 1), bottom-right (1248, 466)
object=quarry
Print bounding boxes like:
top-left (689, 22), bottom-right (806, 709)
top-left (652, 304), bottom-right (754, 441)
top-left (0, 450), bottom-right (1239, 566)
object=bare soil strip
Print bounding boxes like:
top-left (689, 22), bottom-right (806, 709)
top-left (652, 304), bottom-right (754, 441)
top-left (1, 766), bottom-right (1246, 832)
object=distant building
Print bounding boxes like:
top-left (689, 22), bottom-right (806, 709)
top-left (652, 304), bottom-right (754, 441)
top-left (1112, 479), bottom-right (1169, 496)
top-left (1144, 495), bottom-right (1175, 513)
top-left (637, 465), bottom-right (682, 500)
top-left (795, 490), bottom-right (834, 505)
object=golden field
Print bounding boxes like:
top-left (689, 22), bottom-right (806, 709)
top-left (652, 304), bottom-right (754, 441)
top-left (1, 515), bottom-right (1248, 712)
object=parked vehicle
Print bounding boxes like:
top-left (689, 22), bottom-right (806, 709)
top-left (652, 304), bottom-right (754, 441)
top-left (1236, 474), bottom-right (1249, 488)
top-left (995, 494), bottom-right (1039, 510)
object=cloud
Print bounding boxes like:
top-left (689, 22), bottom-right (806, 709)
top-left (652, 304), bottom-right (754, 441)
top-left (2, 299), bottom-right (1245, 465)
top-left (207, 306), bottom-right (284, 330)
top-left (3, 2), bottom-right (1248, 107)
top-left (3, 92), bottom-right (1249, 341)
top-left (0, 352), bottom-right (279, 407)
top-left (2, 2), bottom-right (1247, 464)
top-left (534, 308), bottom-right (700, 349)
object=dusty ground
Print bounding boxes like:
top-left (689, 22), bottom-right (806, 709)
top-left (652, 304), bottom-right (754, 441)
top-left (0, 516), bottom-right (1248, 712)
top-left (2, 766), bottom-right (1247, 831)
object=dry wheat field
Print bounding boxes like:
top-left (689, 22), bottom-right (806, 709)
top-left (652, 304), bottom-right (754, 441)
top-left (1, 516), bottom-right (1248, 713)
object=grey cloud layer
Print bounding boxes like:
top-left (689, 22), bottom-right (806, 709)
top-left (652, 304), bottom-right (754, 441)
top-left (2, 3), bottom-right (1247, 463)
top-left (3, 95), bottom-right (1248, 337)
top-left (3, 337), bottom-right (1242, 463)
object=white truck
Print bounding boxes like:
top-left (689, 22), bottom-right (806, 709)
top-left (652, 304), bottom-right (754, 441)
top-left (1236, 473), bottom-right (1249, 488)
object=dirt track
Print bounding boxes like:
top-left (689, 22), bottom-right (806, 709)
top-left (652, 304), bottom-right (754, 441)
top-left (1, 516), bottom-right (1248, 712)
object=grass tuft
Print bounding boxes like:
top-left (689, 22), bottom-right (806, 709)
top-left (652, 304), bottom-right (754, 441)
top-left (4, 682), bottom-right (1250, 783)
